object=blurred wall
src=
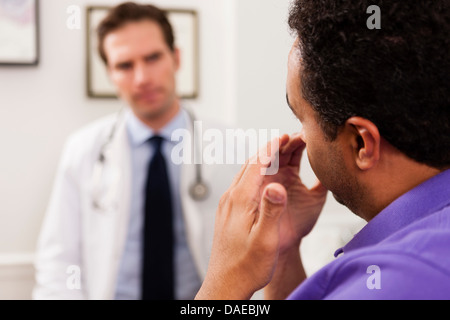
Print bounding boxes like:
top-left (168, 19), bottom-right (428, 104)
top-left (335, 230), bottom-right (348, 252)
top-left (0, 0), bottom-right (365, 299)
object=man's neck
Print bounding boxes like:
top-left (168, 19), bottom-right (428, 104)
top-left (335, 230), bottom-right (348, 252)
top-left (359, 155), bottom-right (445, 221)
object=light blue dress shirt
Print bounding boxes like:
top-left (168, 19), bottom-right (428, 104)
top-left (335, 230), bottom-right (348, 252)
top-left (114, 108), bottom-right (202, 300)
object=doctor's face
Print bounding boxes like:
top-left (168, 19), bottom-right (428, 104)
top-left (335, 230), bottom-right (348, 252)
top-left (104, 20), bottom-right (180, 123)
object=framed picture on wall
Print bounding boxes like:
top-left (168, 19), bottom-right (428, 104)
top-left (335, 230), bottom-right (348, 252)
top-left (86, 6), bottom-right (199, 99)
top-left (0, 0), bottom-right (39, 65)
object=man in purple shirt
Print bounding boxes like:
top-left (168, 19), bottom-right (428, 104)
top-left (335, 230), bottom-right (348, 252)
top-left (288, 169), bottom-right (450, 299)
top-left (195, 0), bottom-right (450, 300)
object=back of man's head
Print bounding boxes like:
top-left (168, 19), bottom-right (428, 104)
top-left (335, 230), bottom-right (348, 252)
top-left (288, 0), bottom-right (450, 169)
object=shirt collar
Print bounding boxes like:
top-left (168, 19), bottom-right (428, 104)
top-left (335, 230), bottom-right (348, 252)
top-left (335, 168), bottom-right (450, 257)
top-left (126, 107), bottom-right (187, 147)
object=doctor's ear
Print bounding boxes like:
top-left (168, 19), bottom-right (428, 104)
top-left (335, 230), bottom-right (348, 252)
top-left (173, 48), bottom-right (181, 71)
top-left (345, 117), bottom-right (381, 171)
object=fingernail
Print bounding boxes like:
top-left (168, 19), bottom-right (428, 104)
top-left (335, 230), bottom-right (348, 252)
top-left (266, 188), bottom-right (284, 203)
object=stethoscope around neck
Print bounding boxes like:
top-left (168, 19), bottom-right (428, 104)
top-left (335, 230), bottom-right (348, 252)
top-left (185, 108), bottom-right (210, 201)
top-left (91, 107), bottom-right (209, 211)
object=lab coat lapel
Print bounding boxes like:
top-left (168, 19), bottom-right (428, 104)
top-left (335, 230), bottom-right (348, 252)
top-left (181, 162), bottom-right (207, 278)
top-left (179, 116), bottom-right (209, 279)
top-left (88, 114), bottom-right (132, 299)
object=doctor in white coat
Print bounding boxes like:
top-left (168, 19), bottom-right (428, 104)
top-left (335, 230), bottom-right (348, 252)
top-left (33, 2), bottom-right (238, 300)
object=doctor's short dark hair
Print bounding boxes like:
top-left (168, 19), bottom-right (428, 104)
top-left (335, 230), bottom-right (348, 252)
top-left (288, 0), bottom-right (450, 169)
top-left (97, 2), bottom-right (175, 64)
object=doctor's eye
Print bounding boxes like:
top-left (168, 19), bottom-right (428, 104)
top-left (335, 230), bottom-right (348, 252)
top-left (115, 62), bottom-right (133, 71)
top-left (145, 52), bottom-right (163, 63)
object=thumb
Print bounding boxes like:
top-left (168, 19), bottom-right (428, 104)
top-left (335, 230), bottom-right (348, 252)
top-left (259, 183), bottom-right (287, 225)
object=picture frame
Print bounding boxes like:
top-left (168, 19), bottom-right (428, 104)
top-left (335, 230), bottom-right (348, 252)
top-left (86, 6), bottom-right (199, 99)
top-left (0, 0), bottom-right (39, 66)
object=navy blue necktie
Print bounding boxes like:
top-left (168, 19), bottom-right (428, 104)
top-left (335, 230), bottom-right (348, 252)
top-left (142, 136), bottom-right (174, 300)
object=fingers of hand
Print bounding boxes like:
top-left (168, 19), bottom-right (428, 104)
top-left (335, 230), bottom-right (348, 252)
top-left (279, 133), bottom-right (306, 167)
top-left (311, 179), bottom-right (328, 195)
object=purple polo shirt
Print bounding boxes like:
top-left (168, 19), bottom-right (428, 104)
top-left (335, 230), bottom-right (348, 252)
top-left (288, 169), bottom-right (450, 299)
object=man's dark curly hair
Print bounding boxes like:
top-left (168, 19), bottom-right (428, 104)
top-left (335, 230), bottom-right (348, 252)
top-left (288, 0), bottom-right (450, 169)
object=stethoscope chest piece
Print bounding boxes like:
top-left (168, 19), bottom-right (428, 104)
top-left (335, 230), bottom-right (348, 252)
top-left (189, 181), bottom-right (209, 201)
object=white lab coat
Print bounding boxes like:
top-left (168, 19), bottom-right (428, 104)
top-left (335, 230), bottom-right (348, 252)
top-left (33, 109), bottom-right (239, 299)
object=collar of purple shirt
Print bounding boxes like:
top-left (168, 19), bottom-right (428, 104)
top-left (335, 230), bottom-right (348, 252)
top-left (334, 168), bottom-right (450, 258)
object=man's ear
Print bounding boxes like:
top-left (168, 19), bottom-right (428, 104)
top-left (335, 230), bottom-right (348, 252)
top-left (345, 117), bottom-right (381, 170)
top-left (173, 47), bottom-right (181, 71)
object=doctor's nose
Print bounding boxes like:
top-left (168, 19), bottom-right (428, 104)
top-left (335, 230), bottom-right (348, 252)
top-left (133, 63), bottom-right (153, 87)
